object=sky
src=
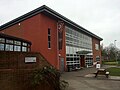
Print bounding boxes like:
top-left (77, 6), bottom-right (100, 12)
top-left (0, 0), bottom-right (120, 48)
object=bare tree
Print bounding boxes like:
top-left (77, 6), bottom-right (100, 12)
top-left (102, 43), bottom-right (120, 61)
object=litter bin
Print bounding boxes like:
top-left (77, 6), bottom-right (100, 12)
top-left (67, 65), bottom-right (72, 72)
top-left (96, 64), bottom-right (100, 69)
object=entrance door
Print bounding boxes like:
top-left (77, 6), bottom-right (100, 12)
top-left (80, 55), bottom-right (85, 67)
top-left (60, 58), bottom-right (64, 72)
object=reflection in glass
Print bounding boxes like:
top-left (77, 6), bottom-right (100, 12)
top-left (22, 47), bottom-right (27, 52)
top-left (0, 44), bottom-right (4, 50)
top-left (14, 46), bottom-right (21, 51)
top-left (5, 44), bottom-right (13, 51)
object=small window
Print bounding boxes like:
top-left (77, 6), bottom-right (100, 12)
top-left (48, 28), bottom-right (51, 35)
top-left (23, 42), bottom-right (27, 46)
top-left (22, 47), bottom-right (27, 52)
top-left (6, 39), bottom-right (13, 44)
top-left (0, 38), bottom-right (5, 43)
top-left (14, 41), bottom-right (21, 45)
top-left (95, 44), bottom-right (99, 50)
top-left (96, 56), bottom-right (100, 61)
top-left (48, 28), bottom-right (51, 49)
top-left (28, 44), bottom-right (30, 47)
top-left (48, 36), bottom-right (51, 41)
top-left (28, 47), bottom-right (30, 52)
top-left (48, 42), bottom-right (51, 49)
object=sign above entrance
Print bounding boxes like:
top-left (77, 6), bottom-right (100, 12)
top-left (76, 50), bottom-right (92, 55)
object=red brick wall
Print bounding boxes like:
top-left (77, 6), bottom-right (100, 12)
top-left (92, 38), bottom-right (102, 64)
top-left (0, 51), bottom-right (50, 69)
top-left (0, 24), bottom-right (22, 38)
top-left (0, 51), bottom-right (59, 90)
top-left (0, 13), bottom-right (66, 70)
top-left (0, 69), bottom-right (58, 90)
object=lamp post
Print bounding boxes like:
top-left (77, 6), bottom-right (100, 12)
top-left (114, 40), bottom-right (117, 63)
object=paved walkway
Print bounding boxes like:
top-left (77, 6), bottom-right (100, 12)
top-left (61, 66), bottom-right (120, 90)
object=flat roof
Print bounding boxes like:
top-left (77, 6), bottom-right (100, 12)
top-left (0, 5), bottom-right (103, 41)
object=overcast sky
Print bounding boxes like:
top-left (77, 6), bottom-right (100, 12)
top-left (0, 0), bottom-right (120, 48)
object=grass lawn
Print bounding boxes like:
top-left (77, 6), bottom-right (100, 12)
top-left (106, 67), bottom-right (120, 76)
top-left (102, 61), bottom-right (118, 65)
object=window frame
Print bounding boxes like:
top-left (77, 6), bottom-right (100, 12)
top-left (48, 28), bottom-right (51, 49)
top-left (0, 38), bottom-right (31, 52)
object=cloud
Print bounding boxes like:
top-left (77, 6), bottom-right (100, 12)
top-left (0, 0), bottom-right (120, 48)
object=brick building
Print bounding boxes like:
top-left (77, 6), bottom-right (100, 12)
top-left (0, 5), bottom-right (102, 71)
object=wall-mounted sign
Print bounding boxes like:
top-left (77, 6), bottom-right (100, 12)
top-left (25, 57), bottom-right (36, 63)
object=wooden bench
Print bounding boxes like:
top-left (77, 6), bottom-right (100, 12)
top-left (94, 69), bottom-right (109, 78)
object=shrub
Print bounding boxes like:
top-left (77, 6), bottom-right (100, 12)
top-left (31, 66), bottom-right (68, 90)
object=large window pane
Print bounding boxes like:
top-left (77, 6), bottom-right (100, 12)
top-left (65, 26), bottom-right (92, 50)
top-left (22, 46), bottom-right (27, 52)
top-left (0, 44), bottom-right (4, 50)
top-left (5, 44), bottom-right (13, 51)
top-left (14, 46), bottom-right (21, 51)
top-left (66, 46), bottom-right (69, 54)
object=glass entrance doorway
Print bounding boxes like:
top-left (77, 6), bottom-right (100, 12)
top-left (80, 55), bottom-right (85, 67)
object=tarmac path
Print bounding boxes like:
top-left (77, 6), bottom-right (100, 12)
top-left (61, 66), bottom-right (120, 90)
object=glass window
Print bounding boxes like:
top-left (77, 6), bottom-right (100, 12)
top-left (48, 28), bottom-right (51, 48)
top-left (0, 37), bottom-right (31, 52)
top-left (14, 45), bottom-right (21, 51)
top-left (69, 47), bottom-right (73, 54)
top-left (95, 44), bottom-right (99, 50)
top-left (10, 45), bottom-right (13, 51)
top-left (22, 47), bottom-right (27, 52)
top-left (48, 28), bottom-right (51, 35)
top-left (23, 42), bottom-right (27, 46)
top-left (65, 26), bottom-right (92, 53)
top-left (48, 36), bottom-right (51, 41)
top-left (0, 44), bottom-right (4, 50)
top-left (14, 41), bottom-right (21, 45)
top-left (28, 44), bottom-right (30, 47)
top-left (69, 29), bottom-right (72, 34)
top-left (48, 42), bottom-right (51, 49)
top-left (5, 44), bottom-right (13, 51)
top-left (66, 46), bottom-right (69, 54)
top-left (6, 39), bottom-right (13, 44)
top-left (0, 38), bottom-right (5, 43)
top-left (28, 47), bottom-right (30, 52)
top-left (96, 56), bottom-right (100, 61)
top-left (66, 28), bottom-right (69, 33)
